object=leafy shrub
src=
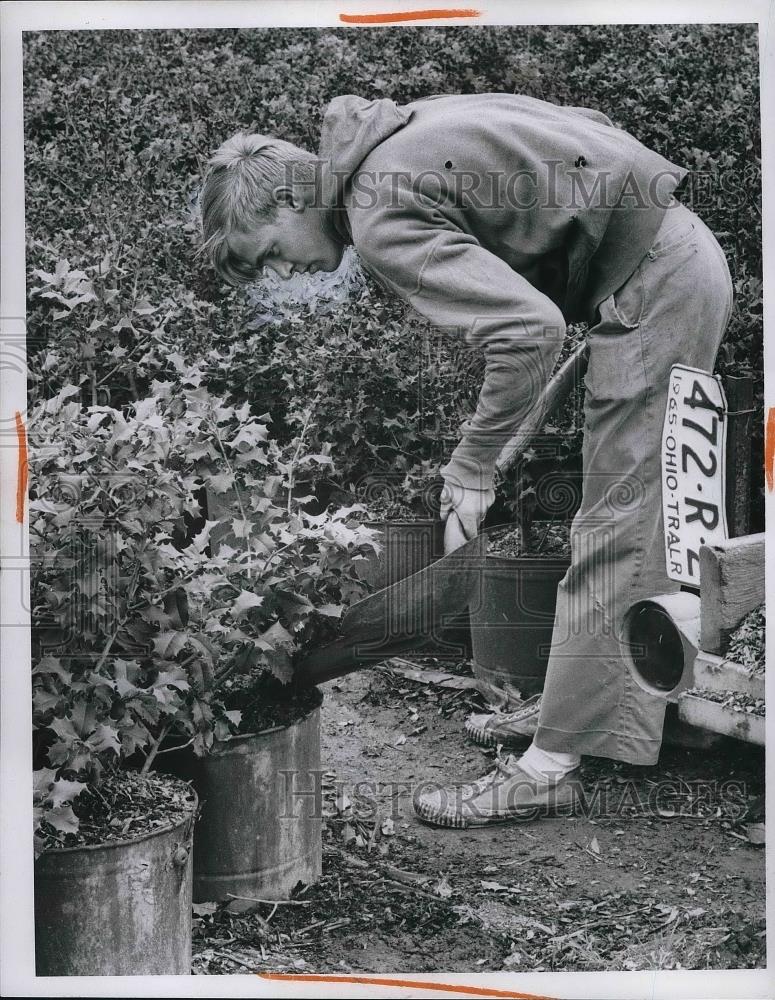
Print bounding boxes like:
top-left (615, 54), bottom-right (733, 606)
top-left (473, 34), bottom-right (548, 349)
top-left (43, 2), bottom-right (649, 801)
top-left (30, 372), bottom-right (379, 846)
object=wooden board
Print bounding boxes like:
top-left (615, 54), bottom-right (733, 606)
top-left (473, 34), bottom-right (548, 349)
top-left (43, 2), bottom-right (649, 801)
top-left (692, 649), bottom-right (765, 700)
top-left (699, 533), bottom-right (765, 655)
top-left (678, 692), bottom-right (765, 746)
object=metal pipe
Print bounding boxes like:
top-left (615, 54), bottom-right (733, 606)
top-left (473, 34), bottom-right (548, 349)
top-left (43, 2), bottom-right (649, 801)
top-left (621, 592), bottom-right (701, 699)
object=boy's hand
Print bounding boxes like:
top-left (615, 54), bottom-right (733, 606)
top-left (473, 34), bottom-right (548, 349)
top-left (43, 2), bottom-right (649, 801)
top-left (440, 480), bottom-right (495, 553)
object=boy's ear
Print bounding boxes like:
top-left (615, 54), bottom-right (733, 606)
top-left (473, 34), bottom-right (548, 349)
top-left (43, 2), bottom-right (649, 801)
top-left (272, 184), bottom-right (306, 212)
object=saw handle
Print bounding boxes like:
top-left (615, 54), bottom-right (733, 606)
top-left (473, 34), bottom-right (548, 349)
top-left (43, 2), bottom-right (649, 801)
top-left (495, 341), bottom-right (589, 481)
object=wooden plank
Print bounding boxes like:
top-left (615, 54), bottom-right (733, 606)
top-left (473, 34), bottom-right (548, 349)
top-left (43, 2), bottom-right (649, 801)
top-left (678, 693), bottom-right (765, 746)
top-left (699, 533), bottom-right (765, 654)
top-left (691, 649), bottom-right (765, 700)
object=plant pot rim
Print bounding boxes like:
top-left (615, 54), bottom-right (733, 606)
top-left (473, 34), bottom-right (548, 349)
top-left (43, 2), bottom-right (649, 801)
top-left (36, 787), bottom-right (198, 859)
top-left (214, 685), bottom-right (323, 748)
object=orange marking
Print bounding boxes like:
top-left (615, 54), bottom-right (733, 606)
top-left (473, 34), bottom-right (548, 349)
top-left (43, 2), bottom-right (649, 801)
top-left (340, 8), bottom-right (480, 24)
top-left (766, 406), bottom-right (775, 492)
top-left (258, 973), bottom-right (555, 999)
top-left (15, 411), bottom-right (28, 523)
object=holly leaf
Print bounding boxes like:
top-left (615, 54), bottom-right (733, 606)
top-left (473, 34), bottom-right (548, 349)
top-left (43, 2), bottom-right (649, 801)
top-left (32, 656), bottom-right (72, 683)
top-left (153, 630), bottom-right (187, 660)
top-left (126, 696), bottom-right (162, 727)
top-left (189, 519), bottom-right (221, 554)
top-left (33, 768), bottom-right (60, 804)
top-left (232, 589), bottom-right (265, 620)
top-left (45, 804), bottom-right (80, 837)
top-left (208, 471), bottom-right (234, 495)
top-left (118, 720), bottom-right (151, 755)
top-left (47, 778), bottom-right (88, 808)
top-left (231, 518), bottom-right (254, 539)
top-left (214, 717), bottom-right (234, 741)
top-left (33, 688), bottom-right (62, 715)
top-left (113, 658), bottom-right (143, 697)
top-left (48, 715), bottom-right (82, 744)
top-left (259, 621), bottom-right (295, 684)
top-left (152, 666), bottom-right (190, 705)
top-left (133, 298), bottom-right (157, 316)
top-left (87, 724), bottom-right (121, 755)
top-left (230, 423), bottom-right (269, 453)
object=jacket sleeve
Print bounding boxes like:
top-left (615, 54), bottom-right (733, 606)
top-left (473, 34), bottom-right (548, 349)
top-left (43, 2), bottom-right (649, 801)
top-left (564, 105), bottom-right (615, 128)
top-left (353, 194), bottom-right (566, 491)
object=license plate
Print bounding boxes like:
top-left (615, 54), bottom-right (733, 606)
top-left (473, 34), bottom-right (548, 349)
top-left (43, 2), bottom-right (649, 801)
top-left (662, 365), bottom-right (728, 587)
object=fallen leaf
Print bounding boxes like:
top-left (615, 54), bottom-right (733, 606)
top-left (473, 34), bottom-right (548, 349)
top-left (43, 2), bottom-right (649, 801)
top-left (380, 817), bottom-right (395, 837)
top-left (480, 880), bottom-right (519, 893)
top-left (394, 734), bottom-right (406, 747)
top-left (192, 902), bottom-right (218, 917)
top-left (589, 836), bottom-right (601, 855)
top-left (435, 876), bottom-right (454, 898)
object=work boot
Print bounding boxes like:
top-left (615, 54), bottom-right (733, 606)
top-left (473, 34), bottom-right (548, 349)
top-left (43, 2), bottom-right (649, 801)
top-left (465, 694), bottom-right (542, 747)
top-left (412, 753), bottom-right (580, 829)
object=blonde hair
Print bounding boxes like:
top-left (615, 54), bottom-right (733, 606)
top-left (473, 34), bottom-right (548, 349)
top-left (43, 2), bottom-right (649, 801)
top-left (199, 133), bottom-right (317, 285)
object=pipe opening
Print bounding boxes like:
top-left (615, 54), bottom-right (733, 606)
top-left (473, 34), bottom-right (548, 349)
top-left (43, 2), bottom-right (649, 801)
top-left (626, 604), bottom-right (685, 693)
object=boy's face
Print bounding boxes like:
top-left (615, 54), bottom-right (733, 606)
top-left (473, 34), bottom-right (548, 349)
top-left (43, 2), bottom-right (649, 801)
top-left (228, 198), bottom-right (344, 281)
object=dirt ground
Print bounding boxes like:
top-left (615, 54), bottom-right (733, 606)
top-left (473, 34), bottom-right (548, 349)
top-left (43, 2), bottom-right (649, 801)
top-left (194, 658), bottom-right (766, 975)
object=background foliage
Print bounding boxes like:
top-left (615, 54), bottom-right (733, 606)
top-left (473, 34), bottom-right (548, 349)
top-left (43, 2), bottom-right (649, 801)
top-left (23, 25), bottom-right (763, 826)
top-left (24, 24), bottom-right (763, 510)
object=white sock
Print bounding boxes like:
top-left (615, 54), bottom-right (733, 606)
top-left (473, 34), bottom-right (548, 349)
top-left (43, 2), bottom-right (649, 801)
top-left (517, 742), bottom-right (581, 782)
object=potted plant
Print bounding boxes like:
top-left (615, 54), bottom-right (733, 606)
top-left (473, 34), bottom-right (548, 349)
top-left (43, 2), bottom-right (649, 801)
top-left (29, 369), bottom-right (380, 960)
top-left (168, 494), bottom-right (378, 907)
top-left (109, 365), bottom-right (379, 905)
top-left (468, 509), bottom-right (572, 699)
top-left (29, 392), bottom-right (202, 976)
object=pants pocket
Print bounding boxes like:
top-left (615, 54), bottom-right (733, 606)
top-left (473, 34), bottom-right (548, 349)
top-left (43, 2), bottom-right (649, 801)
top-left (597, 265), bottom-right (644, 331)
top-left (647, 211), bottom-right (697, 260)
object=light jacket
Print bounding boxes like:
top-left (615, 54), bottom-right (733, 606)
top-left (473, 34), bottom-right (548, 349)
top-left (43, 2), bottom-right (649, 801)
top-left (317, 93), bottom-right (688, 490)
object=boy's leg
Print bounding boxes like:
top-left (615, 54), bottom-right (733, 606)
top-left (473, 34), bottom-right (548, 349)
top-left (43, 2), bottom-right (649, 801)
top-left (414, 204), bottom-right (733, 828)
top-left (533, 202), bottom-right (734, 765)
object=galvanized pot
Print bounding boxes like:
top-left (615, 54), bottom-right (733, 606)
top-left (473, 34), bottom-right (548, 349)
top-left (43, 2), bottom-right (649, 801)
top-left (469, 554), bottom-right (570, 697)
top-left (192, 690), bottom-right (323, 905)
top-left (34, 792), bottom-right (197, 976)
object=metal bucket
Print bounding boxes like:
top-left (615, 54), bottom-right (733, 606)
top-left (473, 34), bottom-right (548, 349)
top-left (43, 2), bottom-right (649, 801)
top-left (356, 519), bottom-right (471, 657)
top-left (192, 693), bottom-right (322, 904)
top-left (34, 794), bottom-right (196, 976)
top-left (469, 555), bottom-right (570, 697)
